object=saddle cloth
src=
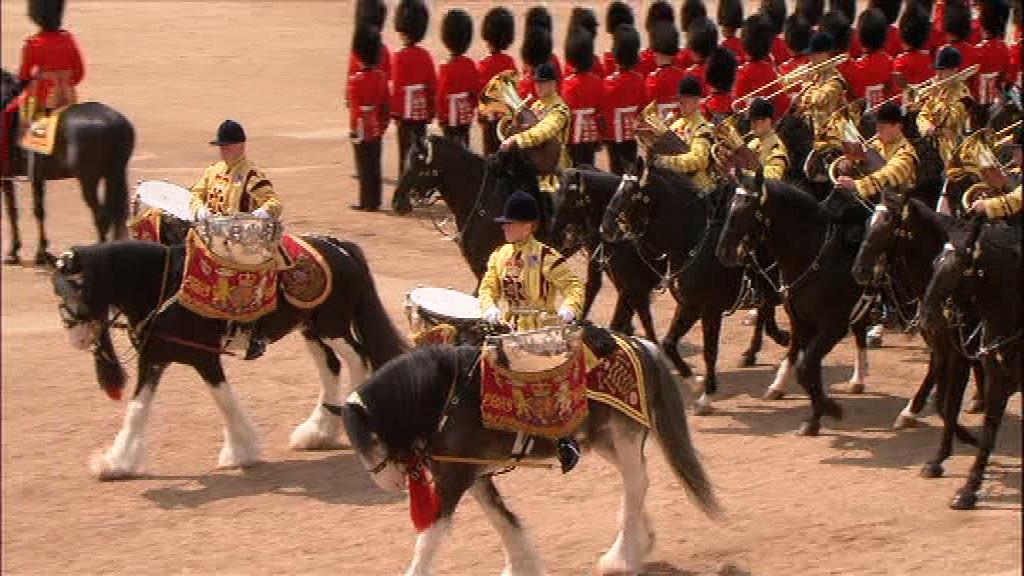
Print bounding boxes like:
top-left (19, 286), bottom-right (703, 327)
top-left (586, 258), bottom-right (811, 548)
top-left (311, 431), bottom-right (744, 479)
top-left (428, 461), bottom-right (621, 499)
top-left (128, 207), bottom-right (163, 244)
top-left (20, 108), bottom-right (65, 155)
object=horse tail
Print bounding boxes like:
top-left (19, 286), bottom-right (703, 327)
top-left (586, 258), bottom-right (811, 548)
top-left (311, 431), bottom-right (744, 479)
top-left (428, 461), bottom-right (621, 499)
top-left (102, 109), bottom-right (135, 239)
top-left (326, 237), bottom-right (409, 370)
top-left (639, 338), bottom-right (723, 519)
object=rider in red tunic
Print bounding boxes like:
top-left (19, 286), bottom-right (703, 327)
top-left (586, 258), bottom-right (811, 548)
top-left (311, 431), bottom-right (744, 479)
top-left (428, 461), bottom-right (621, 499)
top-left (437, 9), bottom-right (478, 149)
top-left (477, 7), bottom-right (516, 155)
top-left (20, 0), bottom-right (84, 122)
top-left (390, 0), bottom-right (435, 213)
top-left (893, 2), bottom-right (935, 88)
top-left (601, 2), bottom-right (635, 76)
top-left (562, 26), bottom-right (605, 168)
top-left (602, 24), bottom-right (645, 175)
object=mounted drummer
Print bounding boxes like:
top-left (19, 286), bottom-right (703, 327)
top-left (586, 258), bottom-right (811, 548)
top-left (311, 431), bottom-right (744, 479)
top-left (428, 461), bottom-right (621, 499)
top-left (479, 190), bottom-right (585, 472)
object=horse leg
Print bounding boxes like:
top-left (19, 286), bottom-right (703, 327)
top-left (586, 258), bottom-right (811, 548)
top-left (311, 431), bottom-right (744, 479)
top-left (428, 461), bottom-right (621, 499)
top-left (740, 304), bottom-right (766, 368)
top-left (91, 363), bottom-right (167, 480)
top-left (195, 360), bottom-right (260, 468)
top-left (693, 310), bottom-right (722, 415)
top-left (950, 362), bottom-right (1010, 510)
top-left (2, 179), bottom-right (21, 264)
top-left (633, 292), bottom-right (658, 343)
top-left (895, 350), bottom-right (936, 429)
top-left (763, 302), bottom-right (791, 346)
top-left (920, 353), bottom-right (972, 478)
top-left (795, 328), bottom-right (844, 437)
top-left (609, 295), bottom-right (635, 335)
top-left (77, 174), bottom-right (106, 242)
top-left (103, 165), bottom-right (130, 240)
top-left (289, 335), bottom-right (345, 450)
top-left (966, 361), bottom-right (985, 414)
top-left (470, 477), bottom-right (544, 576)
top-left (30, 179), bottom-right (53, 266)
top-left (406, 464), bottom-right (476, 576)
top-left (661, 303), bottom-right (698, 380)
top-left (846, 324), bottom-right (869, 394)
top-left (592, 419), bottom-right (653, 575)
top-left (764, 323), bottom-right (802, 400)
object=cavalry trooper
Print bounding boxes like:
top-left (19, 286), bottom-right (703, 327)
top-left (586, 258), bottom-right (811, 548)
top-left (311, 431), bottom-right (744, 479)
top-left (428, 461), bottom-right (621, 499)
top-left (653, 75), bottom-right (716, 193)
top-left (915, 46), bottom-right (972, 165)
top-left (478, 190), bottom-right (585, 473)
top-left (836, 102), bottom-right (918, 200)
top-left (745, 97), bottom-right (789, 181)
top-left (971, 128), bottom-right (1022, 220)
top-left (190, 120), bottom-right (282, 359)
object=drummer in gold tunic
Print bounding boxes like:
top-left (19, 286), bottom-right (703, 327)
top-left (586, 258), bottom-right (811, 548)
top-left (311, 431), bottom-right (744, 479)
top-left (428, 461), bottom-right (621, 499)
top-left (190, 120), bottom-right (282, 220)
top-left (655, 75), bottom-right (715, 192)
top-left (499, 62), bottom-right (571, 194)
top-left (914, 47), bottom-right (972, 165)
top-left (745, 97), bottom-right (789, 181)
top-left (837, 102), bottom-right (918, 199)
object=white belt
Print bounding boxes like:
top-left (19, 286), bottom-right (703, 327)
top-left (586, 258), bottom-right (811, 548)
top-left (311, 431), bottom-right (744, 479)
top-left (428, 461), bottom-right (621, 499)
top-left (657, 102), bottom-right (678, 120)
top-left (447, 92), bottom-right (470, 126)
top-left (403, 83), bottom-right (426, 118)
top-left (572, 108), bottom-right (596, 142)
top-left (613, 106), bottom-right (637, 142)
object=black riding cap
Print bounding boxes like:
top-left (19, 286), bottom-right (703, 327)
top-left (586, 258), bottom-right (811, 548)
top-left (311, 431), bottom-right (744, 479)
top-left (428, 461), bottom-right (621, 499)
top-left (534, 61), bottom-right (559, 82)
top-left (210, 120), bottom-right (246, 146)
top-left (495, 191), bottom-right (540, 223)
top-left (749, 96), bottom-right (775, 120)
top-left (678, 75), bottom-right (702, 97)
top-left (875, 101), bottom-right (904, 124)
top-left (805, 30), bottom-right (836, 54)
top-left (934, 45), bottom-right (962, 69)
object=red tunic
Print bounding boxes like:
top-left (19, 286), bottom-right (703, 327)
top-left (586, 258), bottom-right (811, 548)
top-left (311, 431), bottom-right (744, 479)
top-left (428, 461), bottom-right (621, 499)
top-left (702, 91), bottom-right (732, 118)
top-left (674, 48), bottom-right (696, 71)
top-left (974, 38), bottom-right (1011, 105)
top-left (771, 36), bottom-right (792, 66)
top-left (735, 59), bottom-right (790, 119)
top-left (517, 55), bottom-right (563, 99)
top-left (1009, 41), bottom-right (1021, 88)
top-left (645, 64), bottom-right (685, 118)
top-left (391, 44), bottom-right (437, 121)
top-left (562, 71), bottom-right (605, 143)
top-left (478, 51), bottom-right (517, 88)
top-left (348, 45), bottom-right (392, 81)
top-left (851, 51), bottom-right (894, 109)
top-left (437, 55), bottom-right (480, 126)
top-left (683, 61), bottom-right (708, 96)
top-left (848, 25), bottom-right (903, 58)
top-left (601, 52), bottom-right (617, 78)
top-left (721, 35), bottom-right (747, 64)
top-left (602, 68), bottom-right (647, 142)
top-left (565, 56), bottom-right (607, 79)
top-left (348, 67), bottom-right (390, 141)
top-left (636, 48), bottom-right (658, 77)
top-left (893, 49), bottom-right (934, 87)
top-left (19, 30), bottom-right (84, 108)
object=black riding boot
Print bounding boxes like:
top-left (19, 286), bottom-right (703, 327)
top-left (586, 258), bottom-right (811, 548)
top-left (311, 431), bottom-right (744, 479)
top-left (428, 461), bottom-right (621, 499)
top-left (557, 437), bottom-right (581, 473)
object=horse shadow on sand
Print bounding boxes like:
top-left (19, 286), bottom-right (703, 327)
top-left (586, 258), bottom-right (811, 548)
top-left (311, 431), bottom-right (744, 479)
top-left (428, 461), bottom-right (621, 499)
top-left (639, 561), bottom-right (752, 575)
top-left (139, 451), bottom-right (403, 511)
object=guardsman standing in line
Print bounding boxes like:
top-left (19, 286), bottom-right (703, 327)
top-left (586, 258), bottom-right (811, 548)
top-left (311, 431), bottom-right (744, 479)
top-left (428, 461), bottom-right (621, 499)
top-left (735, 14), bottom-right (789, 120)
top-left (348, 0), bottom-right (391, 81)
top-left (391, 0), bottom-right (435, 213)
top-left (518, 7), bottom-right (563, 99)
top-left (760, 0), bottom-right (793, 65)
top-left (682, 17), bottom-right (719, 96)
top-left (702, 46), bottom-right (738, 121)
top-left (601, 2), bottom-right (636, 75)
top-left (645, 21), bottom-right (685, 120)
top-left (746, 97), bottom-right (790, 181)
top-left (820, 9), bottom-right (858, 82)
top-left (347, 26), bottom-right (390, 212)
top-left (837, 101), bottom-right (919, 199)
top-left (562, 27), bottom-right (606, 167)
top-left (566, 8), bottom-right (607, 78)
top-left (718, 0), bottom-right (747, 64)
top-left (602, 24), bottom-right (645, 175)
top-left (655, 76), bottom-right (716, 192)
top-left (852, 8), bottom-right (896, 110)
top-left (975, 0), bottom-right (1011, 107)
top-left (477, 7), bottom-right (517, 155)
top-left (637, 1), bottom-right (676, 77)
top-left (893, 2), bottom-right (935, 88)
top-left (20, 0), bottom-right (84, 123)
top-left (943, 0), bottom-right (980, 76)
top-left (915, 46), bottom-right (972, 164)
top-left (779, 14), bottom-right (811, 80)
top-left (500, 62), bottom-right (571, 196)
top-left (437, 9), bottom-right (479, 149)
top-left (676, 0), bottom-right (708, 70)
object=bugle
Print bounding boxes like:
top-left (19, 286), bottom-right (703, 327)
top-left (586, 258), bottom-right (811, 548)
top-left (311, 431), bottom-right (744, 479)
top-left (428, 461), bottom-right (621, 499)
top-left (732, 54), bottom-right (849, 113)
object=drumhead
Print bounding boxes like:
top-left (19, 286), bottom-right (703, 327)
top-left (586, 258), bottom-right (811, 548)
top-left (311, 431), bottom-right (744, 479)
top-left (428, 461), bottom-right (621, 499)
top-left (408, 287), bottom-right (481, 322)
top-left (135, 180), bottom-right (194, 222)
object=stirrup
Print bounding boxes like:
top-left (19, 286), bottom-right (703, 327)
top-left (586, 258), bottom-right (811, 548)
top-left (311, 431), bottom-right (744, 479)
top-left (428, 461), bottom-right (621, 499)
top-left (557, 437), bottom-right (581, 474)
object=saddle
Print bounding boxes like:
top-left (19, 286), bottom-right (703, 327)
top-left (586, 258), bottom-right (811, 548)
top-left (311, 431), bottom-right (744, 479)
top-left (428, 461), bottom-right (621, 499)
top-left (20, 107), bottom-right (66, 155)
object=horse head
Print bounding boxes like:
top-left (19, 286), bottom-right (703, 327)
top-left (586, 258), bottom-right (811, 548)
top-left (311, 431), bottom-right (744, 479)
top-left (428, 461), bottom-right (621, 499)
top-left (394, 135), bottom-right (444, 207)
top-left (919, 215), bottom-right (984, 333)
top-left (599, 161), bottom-right (646, 243)
top-left (338, 393), bottom-right (408, 493)
top-left (716, 168), bottom-right (765, 268)
top-left (852, 189), bottom-right (905, 286)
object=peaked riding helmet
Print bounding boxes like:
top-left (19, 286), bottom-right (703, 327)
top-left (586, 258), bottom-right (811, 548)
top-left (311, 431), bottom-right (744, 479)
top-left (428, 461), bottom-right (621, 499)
top-left (495, 191), bottom-right (540, 223)
top-left (209, 120), bottom-right (246, 146)
top-left (934, 45), bottom-right (962, 70)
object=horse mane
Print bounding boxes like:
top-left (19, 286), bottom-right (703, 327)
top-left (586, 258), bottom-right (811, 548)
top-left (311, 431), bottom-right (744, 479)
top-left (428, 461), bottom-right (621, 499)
top-left (73, 240), bottom-right (170, 302)
top-left (355, 345), bottom-right (480, 458)
top-left (765, 178), bottom-right (825, 216)
top-left (648, 166), bottom-right (702, 199)
top-left (575, 167), bottom-right (622, 200)
top-left (429, 134), bottom-right (484, 166)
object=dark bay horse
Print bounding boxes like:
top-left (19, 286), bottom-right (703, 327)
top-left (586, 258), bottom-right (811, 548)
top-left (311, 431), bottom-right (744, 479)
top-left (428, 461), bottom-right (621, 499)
top-left (51, 238), bottom-right (407, 478)
top-left (340, 340), bottom-right (720, 575)
top-left (2, 69), bottom-right (134, 265)
top-left (598, 165), bottom-right (790, 412)
top-left (717, 173), bottom-right (872, 436)
top-left (920, 219), bottom-right (1021, 509)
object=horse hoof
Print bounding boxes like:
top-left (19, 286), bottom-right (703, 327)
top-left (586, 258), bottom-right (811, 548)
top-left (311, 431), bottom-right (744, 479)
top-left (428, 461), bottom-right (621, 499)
top-left (739, 353), bottom-right (756, 368)
top-left (920, 462), bottom-right (945, 478)
top-left (34, 251), bottom-right (55, 267)
top-left (3, 253), bottom-right (20, 266)
top-left (693, 394), bottom-right (714, 416)
top-left (966, 399), bottom-right (985, 414)
top-left (823, 398), bottom-right (844, 420)
top-left (797, 421), bottom-right (820, 436)
top-left (848, 382), bottom-right (866, 394)
top-left (893, 414), bottom-right (919, 429)
top-left (949, 490), bottom-right (978, 510)
top-left (763, 388), bottom-right (785, 400)
top-left (90, 451), bottom-right (139, 481)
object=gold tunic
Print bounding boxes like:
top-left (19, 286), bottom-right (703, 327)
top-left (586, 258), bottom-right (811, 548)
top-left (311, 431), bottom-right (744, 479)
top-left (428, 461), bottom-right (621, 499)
top-left (978, 184), bottom-right (1022, 219)
top-left (794, 70), bottom-right (848, 147)
top-left (854, 136), bottom-right (918, 199)
top-left (747, 130), bottom-right (789, 180)
top-left (190, 157), bottom-right (281, 218)
top-left (659, 110), bottom-right (715, 191)
top-left (511, 93), bottom-right (572, 193)
top-left (915, 80), bottom-right (970, 165)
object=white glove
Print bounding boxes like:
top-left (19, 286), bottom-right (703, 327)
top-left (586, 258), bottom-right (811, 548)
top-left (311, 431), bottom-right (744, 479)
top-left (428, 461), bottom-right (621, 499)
top-left (557, 307), bottom-right (576, 324)
top-left (194, 206), bottom-right (209, 220)
top-left (252, 207), bottom-right (271, 219)
top-left (483, 306), bottom-right (501, 323)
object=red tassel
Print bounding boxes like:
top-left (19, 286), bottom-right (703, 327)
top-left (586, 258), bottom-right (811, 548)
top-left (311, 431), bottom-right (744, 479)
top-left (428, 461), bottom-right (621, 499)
top-left (407, 457), bottom-right (441, 532)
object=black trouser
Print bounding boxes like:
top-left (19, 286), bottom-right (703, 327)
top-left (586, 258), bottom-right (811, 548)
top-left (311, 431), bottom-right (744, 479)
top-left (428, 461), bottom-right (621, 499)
top-left (395, 120), bottom-right (427, 210)
top-left (568, 142), bottom-right (599, 168)
top-left (352, 139), bottom-right (383, 209)
top-left (479, 119), bottom-right (501, 156)
top-left (606, 140), bottom-right (638, 175)
top-left (442, 124), bottom-right (470, 148)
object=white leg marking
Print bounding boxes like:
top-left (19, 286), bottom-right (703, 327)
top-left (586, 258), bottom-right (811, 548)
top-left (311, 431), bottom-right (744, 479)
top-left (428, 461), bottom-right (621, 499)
top-left (848, 346), bottom-right (868, 394)
top-left (765, 357), bottom-right (791, 398)
top-left (470, 482), bottom-right (545, 576)
top-left (290, 338), bottom-right (344, 450)
top-left (327, 337), bottom-right (368, 398)
top-left (693, 392), bottom-right (714, 416)
top-left (91, 385), bottom-right (155, 480)
top-left (209, 381), bottom-right (261, 468)
top-left (893, 399), bottom-right (921, 429)
top-left (597, 420), bottom-right (652, 575)
top-left (405, 517), bottom-right (451, 576)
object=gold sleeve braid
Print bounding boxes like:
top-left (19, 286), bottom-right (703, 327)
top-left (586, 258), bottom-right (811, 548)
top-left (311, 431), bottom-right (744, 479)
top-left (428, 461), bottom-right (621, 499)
top-left (761, 138), bottom-right (789, 180)
top-left (543, 253), bottom-right (585, 317)
top-left (513, 102), bottom-right (570, 149)
top-left (661, 128), bottom-right (713, 175)
top-left (980, 184), bottom-right (1022, 219)
top-left (245, 169), bottom-right (282, 219)
top-left (855, 142), bottom-right (918, 199)
top-left (477, 247), bottom-right (504, 313)
top-left (189, 165), bottom-right (213, 216)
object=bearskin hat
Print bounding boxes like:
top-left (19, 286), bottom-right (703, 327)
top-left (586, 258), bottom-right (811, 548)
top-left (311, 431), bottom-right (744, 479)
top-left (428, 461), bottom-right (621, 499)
top-left (898, 1), bottom-right (931, 49)
top-left (646, 1), bottom-right (676, 31)
top-left (355, 0), bottom-right (387, 29)
top-left (858, 8), bottom-right (890, 51)
top-left (943, 0), bottom-right (972, 40)
top-left (395, 0), bottom-right (429, 43)
top-left (526, 6), bottom-right (554, 32)
top-left (521, 25), bottom-right (554, 68)
top-left (565, 26), bottom-right (596, 72)
top-left (797, 0), bottom-right (825, 25)
top-left (687, 17), bottom-right (719, 58)
top-left (980, 0), bottom-right (1011, 37)
top-left (606, 2), bottom-right (635, 34)
top-left (681, 0), bottom-right (708, 31)
top-left (570, 7), bottom-right (600, 37)
top-left (705, 45), bottom-right (738, 91)
top-left (718, 0), bottom-right (744, 30)
top-left (483, 7), bottom-right (515, 51)
top-left (29, 0), bottom-right (64, 31)
top-left (785, 13), bottom-right (813, 53)
top-left (442, 9), bottom-right (473, 55)
top-left (807, 30), bottom-right (836, 52)
top-left (820, 9), bottom-right (853, 50)
top-left (760, 0), bottom-right (788, 34)
top-left (829, 0), bottom-right (856, 21)
top-left (742, 14), bottom-right (774, 60)
top-left (613, 24), bottom-right (642, 69)
top-left (870, 0), bottom-right (902, 24)
top-left (353, 25), bottom-right (383, 67)
top-left (650, 20), bottom-right (681, 54)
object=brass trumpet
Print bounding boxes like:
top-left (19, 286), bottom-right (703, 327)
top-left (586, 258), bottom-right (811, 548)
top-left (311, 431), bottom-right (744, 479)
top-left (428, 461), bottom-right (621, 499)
top-left (905, 64), bottom-right (979, 108)
top-left (732, 54), bottom-right (849, 113)
top-left (994, 120), bottom-right (1022, 147)
top-left (635, 101), bottom-right (689, 155)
